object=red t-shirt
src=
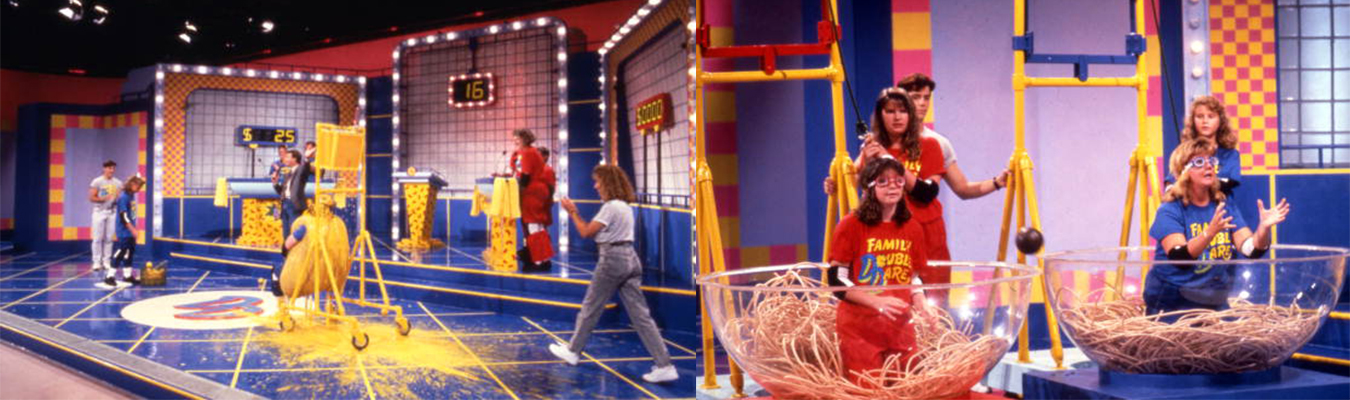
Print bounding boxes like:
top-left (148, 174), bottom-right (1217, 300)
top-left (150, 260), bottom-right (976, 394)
top-left (886, 136), bottom-right (946, 223)
top-left (829, 214), bottom-right (931, 287)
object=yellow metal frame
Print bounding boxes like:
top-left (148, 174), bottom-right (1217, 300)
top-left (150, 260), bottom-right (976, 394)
top-left (694, 0), bottom-right (854, 395)
top-left (274, 123), bottom-right (411, 349)
top-left (1001, 0), bottom-right (1156, 369)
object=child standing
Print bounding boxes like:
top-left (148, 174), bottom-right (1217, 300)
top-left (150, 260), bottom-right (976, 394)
top-left (550, 165), bottom-right (678, 384)
top-left (106, 175), bottom-right (144, 287)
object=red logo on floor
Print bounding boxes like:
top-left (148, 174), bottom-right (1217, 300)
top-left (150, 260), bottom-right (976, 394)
top-left (173, 295), bottom-right (265, 320)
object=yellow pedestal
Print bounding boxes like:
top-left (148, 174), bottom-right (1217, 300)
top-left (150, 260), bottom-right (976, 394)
top-left (475, 178), bottom-right (521, 272)
top-left (236, 198), bottom-right (283, 247)
top-left (395, 182), bottom-right (446, 251)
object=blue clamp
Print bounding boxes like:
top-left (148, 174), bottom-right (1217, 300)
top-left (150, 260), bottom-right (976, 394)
top-left (1012, 32), bottom-right (1036, 54)
top-left (1126, 33), bottom-right (1147, 57)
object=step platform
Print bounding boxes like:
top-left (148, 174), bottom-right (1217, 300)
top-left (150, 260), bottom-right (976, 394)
top-left (1023, 366), bottom-right (1350, 399)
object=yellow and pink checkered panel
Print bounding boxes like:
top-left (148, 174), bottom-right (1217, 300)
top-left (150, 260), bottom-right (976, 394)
top-left (1209, 0), bottom-right (1279, 171)
top-left (47, 112), bottom-right (148, 241)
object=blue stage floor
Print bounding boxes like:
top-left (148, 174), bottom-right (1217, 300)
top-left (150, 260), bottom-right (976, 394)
top-left (0, 251), bottom-right (697, 399)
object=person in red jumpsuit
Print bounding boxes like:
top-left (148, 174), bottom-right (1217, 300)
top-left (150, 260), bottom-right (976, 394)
top-left (510, 129), bottom-right (552, 272)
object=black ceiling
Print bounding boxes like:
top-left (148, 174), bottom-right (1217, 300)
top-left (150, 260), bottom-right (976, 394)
top-left (2, 0), bottom-right (608, 77)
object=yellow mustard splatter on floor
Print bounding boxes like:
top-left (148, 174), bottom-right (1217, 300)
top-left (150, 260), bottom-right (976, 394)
top-left (247, 317), bottom-right (494, 399)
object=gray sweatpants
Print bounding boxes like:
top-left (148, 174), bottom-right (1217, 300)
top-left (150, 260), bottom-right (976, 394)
top-left (568, 243), bottom-right (672, 367)
top-left (91, 209), bottom-right (116, 267)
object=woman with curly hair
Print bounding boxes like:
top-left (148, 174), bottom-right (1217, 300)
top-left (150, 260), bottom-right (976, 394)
top-left (550, 164), bottom-right (678, 384)
top-left (1147, 139), bottom-right (1289, 319)
top-left (1168, 95), bottom-right (1243, 196)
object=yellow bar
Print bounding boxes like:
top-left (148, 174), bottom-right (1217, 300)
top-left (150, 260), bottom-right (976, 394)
top-left (169, 252), bottom-right (271, 270)
top-left (1291, 353), bottom-right (1350, 367)
top-left (1022, 76), bottom-right (1142, 87)
top-left (698, 67), bottom-right (837, 83)
top-left (157, 236), bottom-right (281, 253)
top-left (1330, 311), bottom-right (1350, 320)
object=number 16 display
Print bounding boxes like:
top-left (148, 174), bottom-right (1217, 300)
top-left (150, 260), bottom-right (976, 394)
top-left (448, 73), bottom-right (496, 108)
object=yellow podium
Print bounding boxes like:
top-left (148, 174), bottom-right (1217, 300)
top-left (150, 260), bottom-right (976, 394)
top-left (471, 177), bottom-right (520, 272)
top-left (237, 198), bottom-right (283, 247)
top-left (393, 168), bottom-right (448, 251)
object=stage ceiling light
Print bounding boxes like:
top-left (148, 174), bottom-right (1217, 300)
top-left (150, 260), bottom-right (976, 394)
top-left (92, 4), bottom-right (108, 25)
top-left (261, 20), bottom-right (275, 33)
top-left (57, 0), bottom-right (82, 21)
top-left (178, 32), bottom-right (192, 43)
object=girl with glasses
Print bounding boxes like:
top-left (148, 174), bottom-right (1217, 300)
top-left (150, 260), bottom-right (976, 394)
top-left (1146, 139), bottom-right (1289, 319)
top-left (826, 156), bottom-right (940, 387)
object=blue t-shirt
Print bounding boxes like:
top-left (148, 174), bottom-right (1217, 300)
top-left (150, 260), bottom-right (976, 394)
top-left (1148, 200), bottom-right (1248, 287)
top-left (1164, 147), bottom-right (1242, 187)
top-left (115, 192), bottom-right (136, 239)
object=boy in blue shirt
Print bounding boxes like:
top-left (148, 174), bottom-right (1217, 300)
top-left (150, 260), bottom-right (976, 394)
top-left (1146, 140), bottom-right (1289, 319)
top-left (106, 175), bottom-right (145, 287)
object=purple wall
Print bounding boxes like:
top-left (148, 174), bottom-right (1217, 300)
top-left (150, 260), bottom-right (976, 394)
top-left (62, 126), bottom-right (140, 226)
top-left (931, 0), bottom-right (1146, 259)
top-left (734, 0), bottom-right (809, 249)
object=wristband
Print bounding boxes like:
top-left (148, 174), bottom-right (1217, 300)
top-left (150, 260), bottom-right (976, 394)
top-left (1167, 245), bottom-right (1195, 261)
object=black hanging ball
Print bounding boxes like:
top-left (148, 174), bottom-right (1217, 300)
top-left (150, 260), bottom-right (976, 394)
top-left (1015, 227), bottom-right (1044, 254)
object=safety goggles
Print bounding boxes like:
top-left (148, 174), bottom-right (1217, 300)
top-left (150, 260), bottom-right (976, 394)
top-left (1184, 156), bottom-right (1219, 171)
top-left (868, 177), bottom-right (905, 189)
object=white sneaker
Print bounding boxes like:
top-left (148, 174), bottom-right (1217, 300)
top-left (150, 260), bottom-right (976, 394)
top-left (549, 342), bottom-right (579, 366)
top-left (642, 365), bottom-right (678, 383)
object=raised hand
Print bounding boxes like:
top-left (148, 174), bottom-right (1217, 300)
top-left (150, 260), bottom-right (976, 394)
top-left (1206, 202), bottom-right (1236, 237)
top-left (1256, 198), bottom-right (1290, 229)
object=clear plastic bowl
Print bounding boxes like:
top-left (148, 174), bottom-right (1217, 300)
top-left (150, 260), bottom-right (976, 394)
top-left (698, 261), bottom-right (1038, 400)
top-left (1042, 245), bottom-right (1348, 374)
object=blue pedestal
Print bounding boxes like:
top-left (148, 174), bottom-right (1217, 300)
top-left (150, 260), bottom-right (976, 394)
top-left (1024, 367), bottom-right (1350, 399)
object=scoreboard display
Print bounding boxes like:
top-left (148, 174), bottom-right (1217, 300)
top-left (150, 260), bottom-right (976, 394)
top-left (635, 93), bottom-right (673, 134)
top-left (448, 73), bottom-right (496, 108)
top-left (237, 126), bottom-right (298, 146)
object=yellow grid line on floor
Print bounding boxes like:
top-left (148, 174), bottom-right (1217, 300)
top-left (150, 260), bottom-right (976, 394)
top-left (0, 253), bottom-right (87, 282)
top-left (229, 326), bottom-right (255, 388)
top-left (520, 316), bottom-right (662, 400)
top-left (54, 286), bottom-right (125, 328)
top-left (419, 301), bottom-right (521, 400)
top-left (663, 338), bottom-right (697, 356)
top-left (183, 355), bottom-right (698, 374)
top-left (2, 270), bottom-right (94, 308)
top-left (355, 355), bottom-right (376, 400)
top-left (94, 329), bottom-right (642, 344)
top-left (0, 252), bottom-right (39, 263)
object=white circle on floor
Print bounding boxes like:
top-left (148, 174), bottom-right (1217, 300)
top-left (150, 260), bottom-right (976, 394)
top-left (121, 290), bottom-right (279, 330)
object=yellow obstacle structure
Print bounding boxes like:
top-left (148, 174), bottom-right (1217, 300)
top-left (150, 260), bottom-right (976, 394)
top-left (470, 177), bottom-right (521, 272)
top-left (395, 168), bottom-right (447, 252)
top-left (693, 0), bottom-right (853, 394)
top-left (274, 122), bottom-right (411, 350)
top-left (994, 0), bottom-right (1157, 369)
